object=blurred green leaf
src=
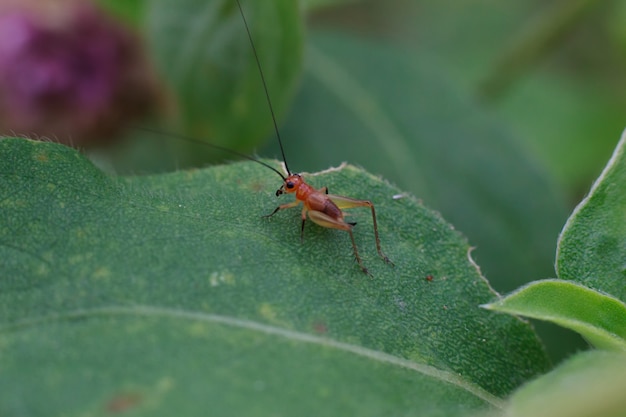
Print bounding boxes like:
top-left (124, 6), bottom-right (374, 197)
top-left (477, 0), bottom-right (604, 99)
top-left (608, 0), bottom-right (626, 49)
top-left (96, 0), bottom-right (146, 26)
top-left (556, 129), bottom-right (626, 300)
top-left (0, 138), bottom-right (551, 415)
top-left (483, 279), bottom-right (626, 351)
top-left (143, 0), bottom-right (302, 152)
top-left (341, 0), bottom-right (624, 194)
top-left (496, 76), bottom-right (625, 189)
top-left (501, 350), bottom-right (626, 417)
top-left (303, 0), bottom-right (362, 12)
top-left (267, 32), bottom-right (569, 292)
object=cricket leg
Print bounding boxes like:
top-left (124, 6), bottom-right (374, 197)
top-left (307, 210), bottom-right (371, 276)
top-left (327, 194), bottom-right (393, 265)
top-left (263, 199), bottom-right (301, 218)
top-left (300, 206), bottom-right (308, 243)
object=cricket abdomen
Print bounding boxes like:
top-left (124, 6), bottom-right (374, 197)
top-left (305, 190), bottom-right (343, 220)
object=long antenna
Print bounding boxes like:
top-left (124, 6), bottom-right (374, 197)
top-left (235, 0), bottom-right (291, 175)
top-left (135, 126), bottom-right (287, 181)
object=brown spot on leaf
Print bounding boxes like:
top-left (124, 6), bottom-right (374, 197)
top-left (105, 392), bottom-right (142, 413)
top-left (249, 181), bottom-right (265, 192)
top-left (312, 320), bottom-right (328, 334)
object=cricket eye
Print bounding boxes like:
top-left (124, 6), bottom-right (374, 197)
top-left (286, 181), bottom-right (295, 189)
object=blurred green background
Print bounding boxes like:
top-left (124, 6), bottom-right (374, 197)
top-left (21, 0), bottom-right (626, 362)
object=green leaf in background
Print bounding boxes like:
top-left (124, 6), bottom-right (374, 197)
top-left (0, 138), bottom-right (550, 415)
top-left (496, 76), bottom-right (625, 191)
top-left (96, 0), bottom-right (146, 26)
top-left (143, 0), bottom-right (302, 151)
top-left (501, 350), bottom-right (626, 417)
top-left (303, 0), bottom-right (362, 12)
top-left (556, 129), bottom-right (626, 300)
top-left (373, 0), bottom-right (625, 192)
top-left (482, 279), bottom-right (626, 351)
top-left (266, 32), bottom-right (569, 294)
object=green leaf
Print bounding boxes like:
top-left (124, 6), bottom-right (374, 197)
top-left (96, 0), bottom-right (146, 26)
top-left (143, 0), bottom-right (303, 150)
top-left (266, 32), bottom-right (569, 292)
top-left (302, 0), bottom-right (361, 11)
top-left (496, 74), bottom-right (625, 190)
top-left (482, 279), bottom-right (626, 351)
top-left (0, 138), bottom-right (550, 415)
top-left (394, 0), bottom-right (625, 191)
top-left (556, 129), bottom-right (626, 300)
top-left (502, 350), bottom-right (626, 417)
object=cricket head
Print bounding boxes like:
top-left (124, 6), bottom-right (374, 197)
top-left (276, 174), bottom-right (303, 197)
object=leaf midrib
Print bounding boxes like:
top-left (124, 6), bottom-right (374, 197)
top-left (2, 304), bottom-right (505, 408)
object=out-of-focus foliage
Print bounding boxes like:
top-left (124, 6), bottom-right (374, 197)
top-left (309, 0), bottom-right (624, 192)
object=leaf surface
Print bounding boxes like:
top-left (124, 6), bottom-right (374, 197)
top-left (502, 351), bottom-right (626, 417)
top-left (556, 129), bottom-right (626, 300)
top-left (483, 279), bottom-right (626, 351)
top-left (0, 138), bottom-right (550, 415)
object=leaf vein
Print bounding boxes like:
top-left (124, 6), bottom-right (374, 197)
top-left (3, 304), bottom-right (505, 408)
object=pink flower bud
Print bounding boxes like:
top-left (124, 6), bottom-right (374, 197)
top-left (0, 0), bottom-right (159, 146)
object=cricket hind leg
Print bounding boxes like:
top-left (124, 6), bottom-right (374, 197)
top-left (307, 210), bottom-right (371, 276)
top-left (326, 194), bottom-right (393, 265)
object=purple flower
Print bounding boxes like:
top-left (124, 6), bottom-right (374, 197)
top-left (0, 1), bottom-right (159, 146)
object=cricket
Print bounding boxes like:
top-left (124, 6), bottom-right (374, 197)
top-left (165, 0), bottom-right (394, 275)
